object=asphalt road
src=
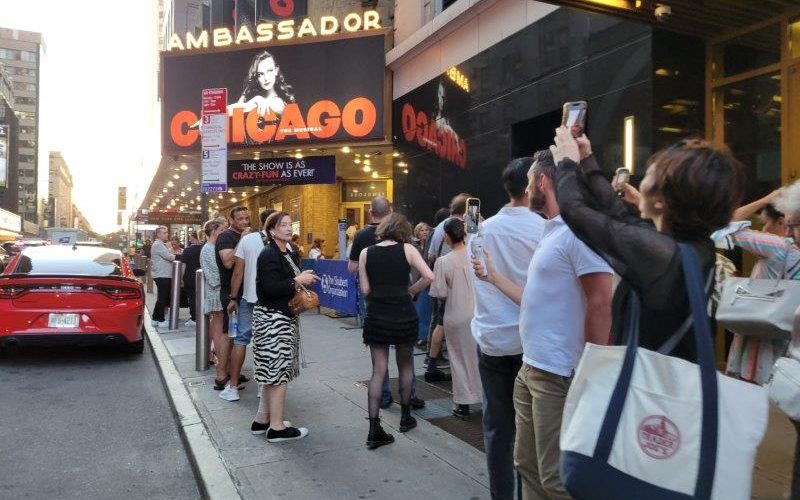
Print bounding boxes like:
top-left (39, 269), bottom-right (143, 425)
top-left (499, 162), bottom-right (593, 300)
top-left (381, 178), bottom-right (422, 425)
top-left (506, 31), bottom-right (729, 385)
top-left (0, 338), bottom-right (200, 500)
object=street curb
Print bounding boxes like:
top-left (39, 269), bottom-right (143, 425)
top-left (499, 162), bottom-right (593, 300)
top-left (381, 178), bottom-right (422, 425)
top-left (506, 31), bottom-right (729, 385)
top-left (143, 310), bottom-right (241, 500)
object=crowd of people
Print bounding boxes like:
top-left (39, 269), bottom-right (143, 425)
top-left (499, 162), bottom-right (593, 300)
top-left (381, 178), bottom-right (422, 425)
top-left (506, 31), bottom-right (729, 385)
top-left (145, 124), bottom-right (800, 498)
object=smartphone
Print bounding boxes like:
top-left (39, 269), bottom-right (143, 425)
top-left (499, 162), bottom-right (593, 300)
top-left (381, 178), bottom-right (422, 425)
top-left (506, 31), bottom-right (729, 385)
top-left (615, 167), bottom-right (631, 197)
top-left (562, 101), bottom-right (588, 138)
top-left (465, 198), bottom-right (480, 234)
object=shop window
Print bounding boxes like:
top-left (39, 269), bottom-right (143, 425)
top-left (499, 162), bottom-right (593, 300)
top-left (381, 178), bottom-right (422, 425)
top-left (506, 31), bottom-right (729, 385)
top-left (718, 72), bottom-right (781, 200)
top-left (712, 24), bottom-right (780, 78)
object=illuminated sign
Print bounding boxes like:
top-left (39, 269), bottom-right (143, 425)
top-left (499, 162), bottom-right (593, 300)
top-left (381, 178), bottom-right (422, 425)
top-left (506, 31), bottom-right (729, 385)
top-left (162, 34), bottom-right (386, 154)
top-left (166, 11), bottom-right (381, 51)
top-left (447, 67), bottom-right (469, 92)
top-left (393, 75), bottom-right (469, 170)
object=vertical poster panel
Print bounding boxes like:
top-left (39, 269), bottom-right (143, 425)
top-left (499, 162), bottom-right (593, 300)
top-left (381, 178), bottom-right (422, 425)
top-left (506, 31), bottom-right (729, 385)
top-left (201, 88), bottom-right (229, 193)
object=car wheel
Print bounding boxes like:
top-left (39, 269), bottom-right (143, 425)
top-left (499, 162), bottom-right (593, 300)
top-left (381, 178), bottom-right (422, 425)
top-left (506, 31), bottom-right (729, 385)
top-left (124, 339), bottom-right (145, 354)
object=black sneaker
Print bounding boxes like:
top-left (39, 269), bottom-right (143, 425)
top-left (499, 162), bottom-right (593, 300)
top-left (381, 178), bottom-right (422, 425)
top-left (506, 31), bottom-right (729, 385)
top-left (379, 397), bottom-right (394, 409)
top-left (410, 397), bottom-right (426, 409)
top-left (251, 420), bottom-right (292, 435)
top-left (452, 404), bottom-right (471, 419)
top-left (424, 369), bottom-right (451, 383)
top-left (266, 426), bottom-right (309, 443)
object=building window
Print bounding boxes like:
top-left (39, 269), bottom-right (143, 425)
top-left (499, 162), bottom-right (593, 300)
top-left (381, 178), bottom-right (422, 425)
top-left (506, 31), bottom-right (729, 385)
top-left (15, 96), bottom-right (36, 106)
top-left (20, 50), bottom-right (36, 62)
top-left (12, 81), bottom-right (36, 93)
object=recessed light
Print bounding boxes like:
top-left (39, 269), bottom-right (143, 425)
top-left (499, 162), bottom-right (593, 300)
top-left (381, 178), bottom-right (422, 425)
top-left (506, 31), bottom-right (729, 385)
top-left (371, 171), bottom-right (378, 179)
top-left (295, 153), bottom-right (303, 159)
top-left (363, 165), bottom-right (371, 172)
top-left (180, 164), bottom-right (188, 171)
top-left (392, 152), bottom-right (400, 157)
top-left (173, 174), bottom-right (180, 179)
top-left (355, 159), bottom-right (361, 164)
top-left (341, 146), bottom-right (350, 153)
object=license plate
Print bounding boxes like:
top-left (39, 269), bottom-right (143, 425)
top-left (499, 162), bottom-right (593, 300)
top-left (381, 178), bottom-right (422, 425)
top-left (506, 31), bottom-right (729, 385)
top-left (48, 313), bottom-right (79, 328)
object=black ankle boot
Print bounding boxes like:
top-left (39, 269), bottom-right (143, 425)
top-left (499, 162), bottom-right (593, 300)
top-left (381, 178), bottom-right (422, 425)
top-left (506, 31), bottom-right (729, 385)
top-left (366, 417), bottom-right (394, 449)
top-left (399, 405), bottom-right (417, 432)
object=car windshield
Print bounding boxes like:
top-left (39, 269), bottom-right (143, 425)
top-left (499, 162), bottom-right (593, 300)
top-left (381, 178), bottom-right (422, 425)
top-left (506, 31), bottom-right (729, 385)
top-left (11, 246), bottom-right (123, 276)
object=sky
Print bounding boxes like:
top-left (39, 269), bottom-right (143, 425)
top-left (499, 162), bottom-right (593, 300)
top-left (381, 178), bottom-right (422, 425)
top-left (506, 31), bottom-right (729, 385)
top-left (1, 0), bottom-right (160, 234)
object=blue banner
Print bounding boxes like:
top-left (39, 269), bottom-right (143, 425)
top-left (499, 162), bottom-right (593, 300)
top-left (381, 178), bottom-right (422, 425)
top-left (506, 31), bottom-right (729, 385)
top-left (311, 259), bottom-right (358, 317)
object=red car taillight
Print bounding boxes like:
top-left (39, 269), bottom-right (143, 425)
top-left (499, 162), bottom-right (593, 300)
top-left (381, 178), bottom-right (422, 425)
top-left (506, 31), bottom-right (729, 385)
top-left (0, 285), bottom-right (26, 298)
top-left (99, 286), bottom-right (142, 300)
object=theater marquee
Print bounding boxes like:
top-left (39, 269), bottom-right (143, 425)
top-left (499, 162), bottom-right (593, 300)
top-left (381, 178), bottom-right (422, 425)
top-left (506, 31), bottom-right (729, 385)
top-left (161, 31), bottom-right (387, 155)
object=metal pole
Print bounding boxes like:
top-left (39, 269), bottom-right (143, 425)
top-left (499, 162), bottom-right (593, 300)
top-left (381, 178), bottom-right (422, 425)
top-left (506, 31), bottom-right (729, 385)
top-left (145, 257), bottom-right (154, 293)
top-left (195, 269), bottom-right (210, 371)
top-left (169, 260), bottom-right (182, 330)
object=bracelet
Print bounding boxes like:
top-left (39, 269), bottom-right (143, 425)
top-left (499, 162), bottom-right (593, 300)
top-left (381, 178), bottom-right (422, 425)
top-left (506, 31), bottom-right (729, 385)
top-left (229, 295), bottom-right (237, 299)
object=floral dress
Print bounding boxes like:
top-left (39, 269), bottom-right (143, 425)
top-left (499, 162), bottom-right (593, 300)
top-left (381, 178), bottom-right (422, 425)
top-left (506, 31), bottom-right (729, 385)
top-left (199, 243), bottom-right (223, 314)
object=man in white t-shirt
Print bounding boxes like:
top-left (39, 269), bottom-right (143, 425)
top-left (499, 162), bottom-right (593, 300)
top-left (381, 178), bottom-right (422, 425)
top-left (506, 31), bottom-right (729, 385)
top-left (476, 150), bottom-right (612, 499)
top-left (222, 209), bottom-right (275, 402)
top-left (470, 158), bottom-right (545, 500)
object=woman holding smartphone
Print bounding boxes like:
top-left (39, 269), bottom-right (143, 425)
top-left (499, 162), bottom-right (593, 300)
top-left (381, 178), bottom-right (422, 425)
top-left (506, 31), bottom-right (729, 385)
top-left (251, 211), bottom-right (318, 442)
top-left (430, 218), bottom-right (483, 418)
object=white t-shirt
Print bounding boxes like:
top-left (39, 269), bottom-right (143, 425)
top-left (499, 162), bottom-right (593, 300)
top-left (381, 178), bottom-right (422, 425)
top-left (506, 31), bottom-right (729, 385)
top-left (470, 207), bottom-right (545, 356)
top-left (308, 248), bottom-right (323, 260)
top-left (234, 231), bottom-right (267, 303)
top-left (519, 216), bottom-right (612, 377)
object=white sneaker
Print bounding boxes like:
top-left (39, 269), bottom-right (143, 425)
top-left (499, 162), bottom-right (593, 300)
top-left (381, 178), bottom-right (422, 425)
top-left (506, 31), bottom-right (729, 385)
top-left (184, 319), bottom-right (196, 327)
top-left (219, 385), bottom-right (240, 402)
top-left (151, 320), bottom-right (160, 327)
top-left (156, 321), bottom-right (170, 329)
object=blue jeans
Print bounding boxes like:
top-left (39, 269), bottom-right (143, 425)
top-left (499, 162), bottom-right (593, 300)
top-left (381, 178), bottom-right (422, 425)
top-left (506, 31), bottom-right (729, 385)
top-left (478, 346), bottom-right (523, 500)
top-left (414, 288), bottom-right (432, 343)
top-left (234, 299), bottom-right (255, 346)
top-left (381, 347), bottom-right (418, 404)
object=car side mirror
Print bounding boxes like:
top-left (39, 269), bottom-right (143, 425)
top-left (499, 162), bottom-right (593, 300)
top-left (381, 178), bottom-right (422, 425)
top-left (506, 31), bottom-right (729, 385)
top-left (133, 269), bottom-right (146, 277)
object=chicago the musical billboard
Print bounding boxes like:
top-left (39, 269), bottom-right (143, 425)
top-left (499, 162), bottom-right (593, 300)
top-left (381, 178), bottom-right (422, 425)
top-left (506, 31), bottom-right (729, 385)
top-left (161, 32), bottom-right (386, 155)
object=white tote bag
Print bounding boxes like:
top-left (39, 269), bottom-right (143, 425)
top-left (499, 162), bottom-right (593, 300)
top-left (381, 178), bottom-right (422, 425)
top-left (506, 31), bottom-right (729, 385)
top-left (560, 244), bottom-right (769, 499)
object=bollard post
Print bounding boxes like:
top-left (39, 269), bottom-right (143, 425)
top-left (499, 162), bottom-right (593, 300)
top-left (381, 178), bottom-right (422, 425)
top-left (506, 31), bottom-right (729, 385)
top-left (195, 269), bottom-right (210, 371)
top-left (145, 257), bottom-right (154, 293)
top-left (169, 260), bottom-right (182, 330)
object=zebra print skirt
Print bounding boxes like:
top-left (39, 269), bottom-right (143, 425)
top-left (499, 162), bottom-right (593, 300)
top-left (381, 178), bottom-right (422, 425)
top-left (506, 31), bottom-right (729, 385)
top-left (252, 306), bottom-right (299, 385)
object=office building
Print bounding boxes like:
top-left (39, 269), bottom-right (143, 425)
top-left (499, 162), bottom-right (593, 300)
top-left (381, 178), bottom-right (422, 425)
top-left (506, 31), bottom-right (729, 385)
top-left (0, 28), bottom-right (45, 225)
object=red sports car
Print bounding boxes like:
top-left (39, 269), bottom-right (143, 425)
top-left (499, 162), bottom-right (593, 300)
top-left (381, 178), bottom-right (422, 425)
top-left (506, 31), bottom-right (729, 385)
top-left (0, 245), bottom-right (146, 353)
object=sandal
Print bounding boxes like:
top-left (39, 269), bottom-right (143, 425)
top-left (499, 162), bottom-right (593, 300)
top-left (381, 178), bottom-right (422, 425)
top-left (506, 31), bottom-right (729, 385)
top-left (213, 376), bottom-right (230, 390)
top-left (238, 374), bottom-right (250, 383)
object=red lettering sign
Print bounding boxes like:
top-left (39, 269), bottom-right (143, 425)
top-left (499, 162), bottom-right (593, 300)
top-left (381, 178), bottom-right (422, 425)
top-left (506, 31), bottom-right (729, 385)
top-left (169, 97), bottom-right (378, 148)
top-left (400, 102), bottom-right (467, 169)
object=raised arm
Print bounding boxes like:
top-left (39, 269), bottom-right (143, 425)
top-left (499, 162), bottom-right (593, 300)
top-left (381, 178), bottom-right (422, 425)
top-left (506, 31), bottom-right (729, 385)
top-left (732, 188), bottom-right (782, 221)
top-left (552, 128), bottom-right (675, 294)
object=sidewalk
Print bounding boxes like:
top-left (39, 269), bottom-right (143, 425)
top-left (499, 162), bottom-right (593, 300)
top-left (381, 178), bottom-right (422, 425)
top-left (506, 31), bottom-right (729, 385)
top-left (145, 292), bottom-right (795, 500)
top-left (145, 293), bottom-right (489, 500)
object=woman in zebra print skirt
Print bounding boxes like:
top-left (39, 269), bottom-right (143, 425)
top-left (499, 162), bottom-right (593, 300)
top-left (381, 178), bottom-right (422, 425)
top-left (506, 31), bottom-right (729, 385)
top-left (252, 211), bottom-right (319, 443)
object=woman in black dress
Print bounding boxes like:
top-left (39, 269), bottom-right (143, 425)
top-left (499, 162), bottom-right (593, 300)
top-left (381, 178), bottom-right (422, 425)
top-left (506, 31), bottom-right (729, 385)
top-left (358, 213), bottom-right (434, 449)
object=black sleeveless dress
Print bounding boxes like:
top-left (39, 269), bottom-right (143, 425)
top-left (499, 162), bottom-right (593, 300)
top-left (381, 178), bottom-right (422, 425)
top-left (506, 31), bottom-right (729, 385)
top-left (363, 244), bottom-right (419, 345)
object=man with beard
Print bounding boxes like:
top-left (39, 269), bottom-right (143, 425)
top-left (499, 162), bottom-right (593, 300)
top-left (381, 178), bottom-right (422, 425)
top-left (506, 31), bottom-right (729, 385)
top-left (473, 150), bottom-right (612, 499)
top-left (470, 158), bottom-right (545, 500)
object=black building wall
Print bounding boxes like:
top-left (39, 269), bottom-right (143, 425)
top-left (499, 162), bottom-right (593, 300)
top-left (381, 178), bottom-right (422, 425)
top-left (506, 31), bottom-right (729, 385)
top-left (0, 98), bottom-right (19, 215)
top-left (391, 7), bottom-right (704, 225)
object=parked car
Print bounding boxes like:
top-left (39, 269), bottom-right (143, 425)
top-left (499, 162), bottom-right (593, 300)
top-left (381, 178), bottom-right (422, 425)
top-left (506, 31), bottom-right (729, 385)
top-left (0, 245), bottom-right (147, 353)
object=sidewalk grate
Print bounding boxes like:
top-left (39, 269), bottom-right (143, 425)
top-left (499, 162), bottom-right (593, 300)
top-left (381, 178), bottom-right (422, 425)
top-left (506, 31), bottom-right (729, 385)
top-left (428, 412), bottom-right (485, 452)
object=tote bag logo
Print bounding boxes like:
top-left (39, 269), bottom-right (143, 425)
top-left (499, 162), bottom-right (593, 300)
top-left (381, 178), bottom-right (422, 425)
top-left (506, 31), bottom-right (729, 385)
top-left (637, 415), bottom-right (681, 459)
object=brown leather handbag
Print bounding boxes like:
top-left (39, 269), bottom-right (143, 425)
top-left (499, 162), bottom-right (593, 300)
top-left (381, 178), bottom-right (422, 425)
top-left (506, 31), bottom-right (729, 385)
top-left (289, 282), bottom-right (319, 317)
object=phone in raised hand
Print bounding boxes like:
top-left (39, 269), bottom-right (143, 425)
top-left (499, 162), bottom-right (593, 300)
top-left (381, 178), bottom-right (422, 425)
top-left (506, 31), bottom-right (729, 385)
top-left (562, 101), bottom-right (588, 138)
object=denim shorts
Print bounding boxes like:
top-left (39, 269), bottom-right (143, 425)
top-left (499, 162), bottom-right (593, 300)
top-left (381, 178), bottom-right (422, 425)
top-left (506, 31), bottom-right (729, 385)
top-left (235, 299), bottom-right (256, 346)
